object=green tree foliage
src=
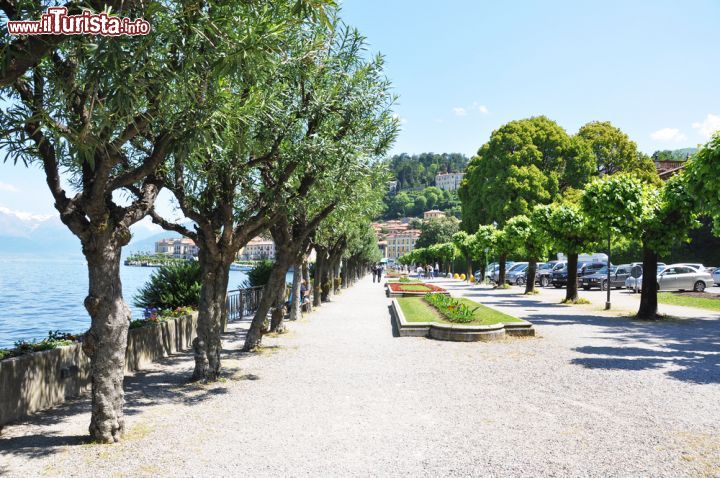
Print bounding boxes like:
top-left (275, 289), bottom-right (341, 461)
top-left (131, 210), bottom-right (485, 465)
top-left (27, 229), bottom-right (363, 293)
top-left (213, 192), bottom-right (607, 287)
top-left (385, 152), bottom-right (468, 190)
top-left (581, 174), bottom-right (650, 241)
top-left (503, 214), bottom-right (550, 293)
top-left (134, 262), bottom-right (202, 310)
top-left (636, 174), bottom-right (700, 319)
top-left (577, 121), bottom-right (660, 184)
top-left (243, 260), bottom-right (276, 288)
top-left (685, 134), bottom-right (720, 232)
top-left (452, 231), bottom-right (476, 280)
top-left (459, 116), bottom-right (593, 232)
top-left (533, 202), bottom-right (596, 301)
top-left (415, 216), bottom-right (461, 249)
top-left (651, 148), bottom-right (696, 163)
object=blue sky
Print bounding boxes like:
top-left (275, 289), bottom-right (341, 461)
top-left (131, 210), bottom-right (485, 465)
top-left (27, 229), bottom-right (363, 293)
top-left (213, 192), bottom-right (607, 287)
top-left (1, 0), bottom-right (719, 217)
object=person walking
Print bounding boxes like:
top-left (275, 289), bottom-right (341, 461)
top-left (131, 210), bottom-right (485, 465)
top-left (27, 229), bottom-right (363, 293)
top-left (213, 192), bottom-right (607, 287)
top-left (371, 263), bottom-right (377, 283)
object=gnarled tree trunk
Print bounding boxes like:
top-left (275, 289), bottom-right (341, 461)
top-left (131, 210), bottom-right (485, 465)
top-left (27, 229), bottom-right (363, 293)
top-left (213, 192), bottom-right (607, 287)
top-left (82, 237), bottom-right (131, 443)
top-left (565, 253), bottom-right (579, 302)
top-left (637, 246), bottom-right (659, 320)
top-left (244, 256), bottom-right (292, 350)
top-left (193, 248), bottom-right (232, 381)
top-left (289, 258), bottom-right (303, 321)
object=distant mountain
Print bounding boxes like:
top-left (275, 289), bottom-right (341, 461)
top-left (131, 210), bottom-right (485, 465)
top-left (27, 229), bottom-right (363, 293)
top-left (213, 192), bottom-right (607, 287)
top-left (0, 207), bottom-right (80, 255)
top-left (0, 207), bottom-right (189, 257)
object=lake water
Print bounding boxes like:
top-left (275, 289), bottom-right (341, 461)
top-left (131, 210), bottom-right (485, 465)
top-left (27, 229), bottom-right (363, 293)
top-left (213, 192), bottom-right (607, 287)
top-left (0, 254), bottom-right (285, 348)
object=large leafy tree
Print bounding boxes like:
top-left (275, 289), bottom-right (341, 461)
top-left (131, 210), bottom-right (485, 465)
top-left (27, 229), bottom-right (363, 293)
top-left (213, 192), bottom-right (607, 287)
top-left (0, 3), bottom-right (191, 442)
top-left (581, 174), bottom-right (649, 308)
top-left (577, 121), bottom-right (660, 184)
top-left (238, 25), bottom-right (397, 350)
top-left (452, 231), bottom-right (476, 281)
top-left (503, 213), bottom-right (550, 294)
top-left (685, 134), bottom-right (720, 230)
top-left (459, 116), bottom-right (593, 284)
top-left (636, 175), bottom-right (699, 319)
top-left (469, 224), bottom-right (499, 283)
top-left (415, 215), bottom-right (460, 248)
top-left (534, 203), bottom-right (596, 302)
top-left (149, 2), bottom-right (338, 381)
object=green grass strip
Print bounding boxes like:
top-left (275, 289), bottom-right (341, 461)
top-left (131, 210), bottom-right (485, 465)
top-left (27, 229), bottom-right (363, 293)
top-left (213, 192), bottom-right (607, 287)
top-left (397, 297), bottom-right (522, 326)
top-left (657, 293), bottom-right (720, 311)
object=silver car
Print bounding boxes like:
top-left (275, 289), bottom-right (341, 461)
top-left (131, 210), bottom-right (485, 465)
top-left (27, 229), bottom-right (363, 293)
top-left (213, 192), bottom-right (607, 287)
top-left (506, 262), bottom-right (529, 285)
top-left (628, 264), bottom-right (713, 293)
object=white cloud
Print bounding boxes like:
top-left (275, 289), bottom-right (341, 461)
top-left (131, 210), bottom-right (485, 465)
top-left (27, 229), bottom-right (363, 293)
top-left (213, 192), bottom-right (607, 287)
top-left (452, 107), bottom-right (467, 117)
top-left (650, 128), bottom-right (687, 142)
top-left (0, 206), bottom-right (54, 222)
top-left (0, 182), bottom-right (19, 193)
top-left (692, 113), bottom-right (720, 139)
top-left (472, 101), bottom-right (489, 114)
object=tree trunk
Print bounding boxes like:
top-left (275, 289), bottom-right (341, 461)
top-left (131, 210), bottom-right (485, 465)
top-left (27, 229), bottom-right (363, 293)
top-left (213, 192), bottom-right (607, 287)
top-left (637, 246), bottom-right (659, 319)
top-left (525, 258), bottom-right (537, 294)
top-left (289, 258), bottom-right (303, 321)
top-left (82, 242), bottom-right (131, 443)
top-left (480, 262), bottom-right (487, 285)
top-left (341, 259), bottom-right (348, 289)
top-left (565, 253), bottom-right (579, 302)
top-left (466, 257), bottom-right (472, 282)
top-left (327, 260), bottom-right (335, 299)
top-left (498, 254), bottom-right (507, 285)
top-left (244, 260), bottom-right (290, 351)
top-left (193, 250), bottom-right (231, 381)
top-left (313, 255), bottom-right (324, 307)
top-left (269, 279), bottom-right (288, 333)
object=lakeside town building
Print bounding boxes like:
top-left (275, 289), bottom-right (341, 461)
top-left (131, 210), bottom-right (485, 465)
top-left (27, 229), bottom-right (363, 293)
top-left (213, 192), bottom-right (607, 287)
top-left (155, 238), bottom-right (199, 259)
top-left (423, 209), bottom-right (446, 220)
top-left (237, 236), bottom-right (276, 261)
top-left (386, 229), bottom-right (421, 260)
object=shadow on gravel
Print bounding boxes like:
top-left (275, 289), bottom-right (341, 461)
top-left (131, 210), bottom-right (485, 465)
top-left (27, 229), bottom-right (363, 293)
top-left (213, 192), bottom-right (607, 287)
top-left (570, 320), bottom-right (720, 384)
top-left (0, 327), bottom-right (247, 461)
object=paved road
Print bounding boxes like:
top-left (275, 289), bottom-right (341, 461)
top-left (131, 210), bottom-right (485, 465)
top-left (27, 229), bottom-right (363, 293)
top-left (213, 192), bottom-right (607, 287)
top-left (1, 276), bottom-right (719, 477)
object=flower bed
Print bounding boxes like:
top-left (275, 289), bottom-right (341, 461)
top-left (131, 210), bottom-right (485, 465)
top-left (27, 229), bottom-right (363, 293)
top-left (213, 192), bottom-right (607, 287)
top-left (386, 282), bottom-right (449, 297)
top-left (424, 293), bottom-right (478, 323)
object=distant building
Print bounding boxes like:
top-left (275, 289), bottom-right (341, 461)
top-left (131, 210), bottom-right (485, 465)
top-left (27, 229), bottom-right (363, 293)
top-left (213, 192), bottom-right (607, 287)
top-left (386, 229), bottom-right (421, 260)
top-left (423, 209), bottom-right (446, 220)
top-left (155, 238), bottom-right (198, 259)
top-left (435, 172), bottom-right (464, 191)
top-left (238, 236), bottom-right (275, 261)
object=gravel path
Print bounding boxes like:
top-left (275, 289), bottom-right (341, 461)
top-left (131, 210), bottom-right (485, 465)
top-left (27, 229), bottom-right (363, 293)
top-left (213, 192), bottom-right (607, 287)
top-left (1, 277), bottom-right (719, 477)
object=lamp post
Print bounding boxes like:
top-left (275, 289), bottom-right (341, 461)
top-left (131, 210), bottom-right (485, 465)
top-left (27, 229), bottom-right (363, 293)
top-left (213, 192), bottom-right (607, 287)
top-left (605, 233), bottom-right (611, 310)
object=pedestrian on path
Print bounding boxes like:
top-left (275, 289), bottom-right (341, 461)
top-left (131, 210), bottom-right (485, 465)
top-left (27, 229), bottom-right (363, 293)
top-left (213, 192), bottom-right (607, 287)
top-left (371, 264), bottom-right (377, 283)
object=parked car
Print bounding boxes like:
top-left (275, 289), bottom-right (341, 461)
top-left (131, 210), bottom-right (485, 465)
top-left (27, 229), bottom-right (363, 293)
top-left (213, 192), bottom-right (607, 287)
top-left (713, 268), bottom-right (720, 286)
top-left (535, 261), bottom-right (560, 287)
top-left (626, 265), bottom-right (666, 292)
top-left (489, 261), bottom-right (516, 283)
top-left (627, 264), bottom-right (713, 292)
top-left (677, 263), bottom-right (706, 272)
top-left (506, 262), bottom-right (529, 285)
top-left (581, 264), bottom-right (632, 290)
top-left (551, 261), bottom-right (607, 288)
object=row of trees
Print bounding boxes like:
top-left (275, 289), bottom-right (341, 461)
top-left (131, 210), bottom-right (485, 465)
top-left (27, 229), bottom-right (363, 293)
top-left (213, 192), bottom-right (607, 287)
top-left (1, 1), bottom-right (395, 443)
top-left (404, 115), bottom-right (720, 322)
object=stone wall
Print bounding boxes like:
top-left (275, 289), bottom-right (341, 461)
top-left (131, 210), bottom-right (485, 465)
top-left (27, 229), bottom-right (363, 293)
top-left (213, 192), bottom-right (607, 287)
top-left (0, 312), bottom-right (197, 427)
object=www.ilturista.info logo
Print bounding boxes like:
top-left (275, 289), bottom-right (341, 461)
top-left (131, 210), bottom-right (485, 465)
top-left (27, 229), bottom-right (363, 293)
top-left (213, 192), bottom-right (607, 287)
top-left (7, 7), bottom-right (150, 36)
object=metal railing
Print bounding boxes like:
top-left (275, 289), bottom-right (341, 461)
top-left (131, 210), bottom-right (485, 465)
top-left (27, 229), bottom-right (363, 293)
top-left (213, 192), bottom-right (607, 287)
top-left (226, 286), bottom-right (264, 322)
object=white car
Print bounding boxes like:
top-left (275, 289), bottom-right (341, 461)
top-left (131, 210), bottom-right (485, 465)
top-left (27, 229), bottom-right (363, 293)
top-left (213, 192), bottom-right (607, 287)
top-left (627, 264), bottom-right (713, 293)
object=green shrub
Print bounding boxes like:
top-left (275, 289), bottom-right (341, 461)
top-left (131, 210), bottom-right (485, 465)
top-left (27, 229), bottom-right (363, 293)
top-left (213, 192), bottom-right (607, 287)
top-left (134, 261), bottom-right (202, 310)
top-left (242, 259), bottom-right (274, 288)
top-left (0, 331), bottom-right (77, 361)
top-left (424, 293), bottom-right (479, 323)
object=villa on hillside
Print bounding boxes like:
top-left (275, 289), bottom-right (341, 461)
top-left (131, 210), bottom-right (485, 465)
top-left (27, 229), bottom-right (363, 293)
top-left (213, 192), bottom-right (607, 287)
top-left (423, 209), bottom-right (446, 220)
top-left (435, 172), bottom-right (464, 191)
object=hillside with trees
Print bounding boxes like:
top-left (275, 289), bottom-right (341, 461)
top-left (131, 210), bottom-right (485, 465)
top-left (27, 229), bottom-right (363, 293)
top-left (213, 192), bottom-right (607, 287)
top-left (385, 152), bottom-right (468, 190)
